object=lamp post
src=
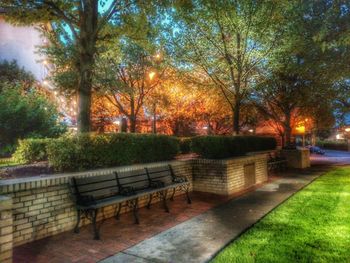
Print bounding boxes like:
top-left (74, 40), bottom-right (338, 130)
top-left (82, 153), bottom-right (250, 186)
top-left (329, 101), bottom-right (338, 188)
top-left (149, 71), bottom-right (157, 134)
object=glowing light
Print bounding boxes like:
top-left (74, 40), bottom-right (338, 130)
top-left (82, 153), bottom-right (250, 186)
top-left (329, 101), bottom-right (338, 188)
top-left (248, 129), bottom-right (254, 133)
top-left (114, 120), bottom-right (121, 125)
top-left (43, 60), bottom-right (48, 65)
top-left (336, 134), bottom-right (342, 140)
top-left (203, 126), bottom-right (208, 130)
top-left (43, 80), bottom-right (48, 85)
top-left (295, 125), bottom-right (305, 134)
top-left (345, 128), bottom-right (350, 132)
top-left (154, 53), bottom-right (161, 60)
top-left (149, 71), bottom-right (156, 80)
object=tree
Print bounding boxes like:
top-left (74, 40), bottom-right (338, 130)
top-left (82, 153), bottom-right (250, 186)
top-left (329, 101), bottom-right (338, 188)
top-left (95, 39), bottom-right (164, 132)
top-left (167, 0), bottom-right (287, 134)
top-left (333, 79), bottom-right (350, 125)
top-left (0, 60), bottom-right (35, 91)
top-left (1, 0), bottom-right (155, 132)
top-left (0, 84), bottom-right (66, 147)
top-left (252, 0), bottom-right (350, 146)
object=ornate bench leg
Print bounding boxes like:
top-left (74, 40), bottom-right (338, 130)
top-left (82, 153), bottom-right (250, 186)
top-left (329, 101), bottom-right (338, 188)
top-left (114, 203), bottom-right (122, 220)
top-left (185, 185), bottom-right (191, 204)
top-left (162, 190), bottom-right (169, 213)
top-left (92, 209), bottom-right (100, 240)
top-left (74, 209), bottom-right (81, 233)
top-left (147, 193), bottom-right (153, 209)
top-left (170, 188), bottom-right (176, 201)
top-left (133, 199), bottom-right (139, 225)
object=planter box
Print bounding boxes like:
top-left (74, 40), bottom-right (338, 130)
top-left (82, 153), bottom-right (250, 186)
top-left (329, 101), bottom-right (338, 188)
top-left (191, 154), bottom-right (268, 195)
top-left (281, 148), bottom-right (310, 169)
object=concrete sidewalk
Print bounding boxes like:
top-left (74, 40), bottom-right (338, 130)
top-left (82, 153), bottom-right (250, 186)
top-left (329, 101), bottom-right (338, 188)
top-left (100, 166), bottom-right (330, 263)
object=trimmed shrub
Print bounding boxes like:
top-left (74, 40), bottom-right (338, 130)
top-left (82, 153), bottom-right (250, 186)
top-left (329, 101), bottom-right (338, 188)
top-left (317, 140), bottom-right (348, 151)
top-left (179, 137), bottom-right (192, 154)
top-left (191, 135), bottom-right (277, 159)
top-left (46, 133), bottom-right (180, 172)
top-left (13, 138), bottom-right (50, 164)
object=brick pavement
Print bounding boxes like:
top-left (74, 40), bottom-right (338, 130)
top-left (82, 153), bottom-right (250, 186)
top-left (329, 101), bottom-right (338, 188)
top-left (13, 192), bottom-right (233, 263)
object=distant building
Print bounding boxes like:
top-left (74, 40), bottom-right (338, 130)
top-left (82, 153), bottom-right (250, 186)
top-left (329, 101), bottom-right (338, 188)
top-left (0, 15), bottom-right (48, 81)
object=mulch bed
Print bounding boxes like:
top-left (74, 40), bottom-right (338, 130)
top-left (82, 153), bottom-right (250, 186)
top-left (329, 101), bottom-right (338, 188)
top-left (0, 153), bottom-right (199, 179)
top-left (0, 161), bottom-right (54, 179)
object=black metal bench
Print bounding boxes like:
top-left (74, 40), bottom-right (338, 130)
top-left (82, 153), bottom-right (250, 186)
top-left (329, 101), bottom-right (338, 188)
top-left (70, 165), bottom-right (191, 240)
top-left (267, 152), bottom-right (287, 173)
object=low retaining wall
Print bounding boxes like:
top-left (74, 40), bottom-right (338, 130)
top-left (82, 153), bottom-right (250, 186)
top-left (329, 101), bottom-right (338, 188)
top-left (281, 148), bottom-right (310, 169)
top-left (0, 153), bottom-right (268, 262)
top-left (0, 196), bottom-right (12, 263)
top-left (192, 154), bottom-right (268, 195)
top-left (0, 161), bottom-right (192, 248)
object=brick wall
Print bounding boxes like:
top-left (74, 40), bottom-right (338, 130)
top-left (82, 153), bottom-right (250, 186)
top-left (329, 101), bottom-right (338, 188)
top-left (0, 153), bottom-right (268, 254)
top-left (192, 154), bottom-right (268, 195)
top-left (0, 196), bottom-right (12, 263)
top-left (0, 160), bottom-right (192, 247)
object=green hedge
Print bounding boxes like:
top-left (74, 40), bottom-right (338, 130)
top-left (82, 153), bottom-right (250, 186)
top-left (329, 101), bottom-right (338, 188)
top-left (13, 138), bottom-right (50, 164)
top-left (191, 135), bottom-right (277, 159)
top-left (46, 133), bottom-right (180, 172)
top-left (317, 140), bottom-right (348, 151)
top-left (179, 137), bottom-right (192, 154)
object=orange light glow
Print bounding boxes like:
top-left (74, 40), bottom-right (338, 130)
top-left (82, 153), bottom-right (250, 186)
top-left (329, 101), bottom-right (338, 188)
top-left (149, 71), bottom-right (156, 80)
top-left (295, 125), bottom-right (305, 134)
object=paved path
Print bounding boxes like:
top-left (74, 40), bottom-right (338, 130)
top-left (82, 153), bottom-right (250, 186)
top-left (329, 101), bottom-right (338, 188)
top-left (311, 150), bottom-right (350, 166)
top-left (100, 166), bottom-right (331, 263)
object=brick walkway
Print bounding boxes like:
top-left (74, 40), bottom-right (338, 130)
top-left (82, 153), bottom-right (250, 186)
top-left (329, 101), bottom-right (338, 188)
top-left (13, 192), bottom-right (235, 263)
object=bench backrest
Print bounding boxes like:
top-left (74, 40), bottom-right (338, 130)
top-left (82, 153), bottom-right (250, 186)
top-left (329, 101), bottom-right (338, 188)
top-left (70, 173), bottom-right (118, 200)
top-left (146, 165), bottom-right (174, 186)
top-left (115, 169), bottom-right (150, 191)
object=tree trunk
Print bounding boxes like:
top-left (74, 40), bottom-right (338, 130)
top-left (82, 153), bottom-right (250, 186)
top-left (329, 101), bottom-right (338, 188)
top-left (284, 111), bottom-right (292, 146)
top-left (129, 97), bottom-right (136, 133)
top-left (77, 64), bottom-right (93, 132)
top-left (152, 102), bottom-right (157, 134)
top-left (129, 116), bottom-right (136, 133)
top-left (76, 1), bottom-right (98, 133)
top-left (233, 100), bottom-right (240, 135)
top-left (281, 132), bottom-right (285, 147)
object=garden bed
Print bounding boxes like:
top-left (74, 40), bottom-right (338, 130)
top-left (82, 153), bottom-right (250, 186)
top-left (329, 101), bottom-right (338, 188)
top-left (0, 161), bottom-right (53, 179)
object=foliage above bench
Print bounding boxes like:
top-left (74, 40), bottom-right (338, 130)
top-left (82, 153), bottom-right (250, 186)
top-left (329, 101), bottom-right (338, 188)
top-left (13, 134), bottom-right (276, 172)
top-left (191, 135), bottom-right (277, 159)
top-left (14, 133), bottom-right (180, 172)
top-left (13, 138), bottom-right (50, 164)
top-left (47, 133), bottom-right (180, 172)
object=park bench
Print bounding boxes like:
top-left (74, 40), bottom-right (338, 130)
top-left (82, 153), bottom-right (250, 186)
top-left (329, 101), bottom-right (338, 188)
top-left (70, 165), bottom-right (191, 240)
top-left (267, 152), bottom-right (287, 173)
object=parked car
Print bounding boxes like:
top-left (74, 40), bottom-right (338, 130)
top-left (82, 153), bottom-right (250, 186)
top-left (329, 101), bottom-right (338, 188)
top-left (306, 145), bottom-right (325, 155)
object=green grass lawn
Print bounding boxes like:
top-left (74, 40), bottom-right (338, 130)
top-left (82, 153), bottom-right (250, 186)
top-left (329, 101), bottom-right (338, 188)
top-left (213, 167), bottom-right (350, 263)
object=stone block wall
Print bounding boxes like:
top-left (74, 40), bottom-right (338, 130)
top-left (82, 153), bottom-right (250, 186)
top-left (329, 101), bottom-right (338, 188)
top-left (0, 160), bottom-right (192, 247)
top-left (0, 196), bottom-right (12, 263)
top-left (192, 154), bottom-right (268, 195)
top-left (281, 148), bottom-right (310, 169)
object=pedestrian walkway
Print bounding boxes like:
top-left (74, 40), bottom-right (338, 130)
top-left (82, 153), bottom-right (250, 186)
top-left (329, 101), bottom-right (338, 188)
top-left (101, 166), bottom-right (329, 263)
